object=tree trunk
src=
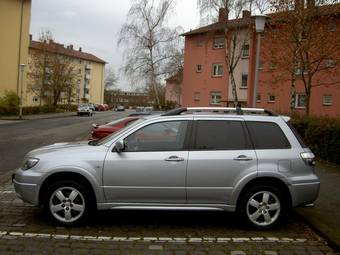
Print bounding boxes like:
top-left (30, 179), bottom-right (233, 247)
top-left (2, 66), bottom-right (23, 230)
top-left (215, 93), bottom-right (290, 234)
top-left (290, 76), bottom-right (296, 114)
top-left (230, 71), bottom-right (239, 106)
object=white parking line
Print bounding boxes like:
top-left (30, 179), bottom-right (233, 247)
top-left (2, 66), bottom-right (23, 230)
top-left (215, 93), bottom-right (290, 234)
top-left (0, 231), bottom-right (307, 243)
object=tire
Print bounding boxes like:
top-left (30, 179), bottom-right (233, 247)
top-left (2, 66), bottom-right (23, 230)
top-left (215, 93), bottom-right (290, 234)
top-left (238, 185), bottom-right (286, 230)
top-left (43, 180), bottom-right (94, 226)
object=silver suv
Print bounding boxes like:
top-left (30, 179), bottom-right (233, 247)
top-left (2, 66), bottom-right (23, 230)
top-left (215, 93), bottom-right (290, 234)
top-left (13, 107), bottom-right (319, 229)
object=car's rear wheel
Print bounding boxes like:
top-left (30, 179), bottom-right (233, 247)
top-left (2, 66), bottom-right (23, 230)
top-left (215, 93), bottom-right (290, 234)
top-left (43, 180), bottom-right (93, 226)
top-left (238, 185), bottom-right (285, 229)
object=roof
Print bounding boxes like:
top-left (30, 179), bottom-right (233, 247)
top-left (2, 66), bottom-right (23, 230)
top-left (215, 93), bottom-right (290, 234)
top-left (29, 40), bottom-right (106, 64)
top-left (181, 17), bottom-right (251, 36)
top-left (182, 3), bottom-right (340, 37)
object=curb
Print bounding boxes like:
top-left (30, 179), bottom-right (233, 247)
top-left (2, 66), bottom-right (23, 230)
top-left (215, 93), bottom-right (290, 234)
top-left (0, 171), bottom-right (15, 185)
top-left (294, 210), bottom-right (340, 252)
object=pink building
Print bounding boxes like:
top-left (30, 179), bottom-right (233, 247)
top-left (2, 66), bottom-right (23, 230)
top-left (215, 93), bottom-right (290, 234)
top-left (165, 71), bottom-right (182, 106)
top-left (181, 5), bottom-right (340, 117)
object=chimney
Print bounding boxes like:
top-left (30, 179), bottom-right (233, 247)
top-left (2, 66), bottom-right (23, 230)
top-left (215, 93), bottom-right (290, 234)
top-left (69, 44), bottom-right (73, 50)
top-left (79, 47), bottom-right (82, 52)
top-left (295, 0), bottom-right (304, 11)
top-left (242, 10), bottom-right (251, 18)
top-left (307, 0), bottom-right (315, 8)
top-left (218, 8), bottom-right (227, 23)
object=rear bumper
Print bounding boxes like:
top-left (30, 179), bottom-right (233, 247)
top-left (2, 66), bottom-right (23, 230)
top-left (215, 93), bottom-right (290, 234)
top-left (289, 181), bottom-right (320, 207)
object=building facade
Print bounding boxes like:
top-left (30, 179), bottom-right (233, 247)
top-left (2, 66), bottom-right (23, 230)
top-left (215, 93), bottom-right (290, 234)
top-left (0, 0), bottom-right (31, 99)
top-left (165, 71), bottom-right (182, 106)
top-left (27, 38), bottom-right (106, 106)
top-left (181, 4), bottom-right (340, 117)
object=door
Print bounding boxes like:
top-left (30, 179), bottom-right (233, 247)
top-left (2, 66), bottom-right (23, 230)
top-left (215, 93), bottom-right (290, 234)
top-left (187, 118), bottom-right (257, 204)
top-left (103, 120), bottom-right (190, 203)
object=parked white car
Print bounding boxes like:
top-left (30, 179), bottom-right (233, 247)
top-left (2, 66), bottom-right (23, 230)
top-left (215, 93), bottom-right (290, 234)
top-left (77, 104), bottom-right (93, 116)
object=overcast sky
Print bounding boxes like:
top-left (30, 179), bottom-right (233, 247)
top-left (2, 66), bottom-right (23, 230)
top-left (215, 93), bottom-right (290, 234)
top-left (30, 0), bottom-right (200, 90)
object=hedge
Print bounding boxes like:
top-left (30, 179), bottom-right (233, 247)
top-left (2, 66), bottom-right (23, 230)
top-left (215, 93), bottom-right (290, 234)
top-left (0, 105), bottom-right (77, 116)
top-left (292, 115), bottom-right (340, 165)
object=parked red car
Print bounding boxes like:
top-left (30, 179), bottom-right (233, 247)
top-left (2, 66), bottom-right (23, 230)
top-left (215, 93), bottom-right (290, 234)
top-left (90, 116), bottom-right (140, 140)
top-left (97, 104), bottom-right (109, 111)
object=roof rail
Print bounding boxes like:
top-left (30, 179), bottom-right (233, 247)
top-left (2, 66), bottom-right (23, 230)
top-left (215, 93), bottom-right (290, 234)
top-left (161, 107), bottom-right (278, 116)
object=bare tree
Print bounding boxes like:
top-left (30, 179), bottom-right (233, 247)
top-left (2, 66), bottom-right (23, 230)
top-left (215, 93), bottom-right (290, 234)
top-left (27, 30), bottom-right (54, 106)
top-left (27, 30), bottom-right (80, 106)
top-left (268, 0), bottom-right (340, 115)
top-left (197, 0), bottom-right (253, 106)
top-left (118, 0), bottom-right (182, 110)
top-left (104, 67), bottom-right (119, 91)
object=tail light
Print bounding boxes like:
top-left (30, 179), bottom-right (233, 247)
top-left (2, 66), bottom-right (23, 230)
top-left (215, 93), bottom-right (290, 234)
top-left (300, 152), bottom-right (316, 166)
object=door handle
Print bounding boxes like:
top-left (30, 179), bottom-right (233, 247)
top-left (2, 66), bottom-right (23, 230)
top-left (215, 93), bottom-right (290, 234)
top-left (233, 155), bottom-right (253, 161)
top-left (165, 156), bottom-right (184, 162)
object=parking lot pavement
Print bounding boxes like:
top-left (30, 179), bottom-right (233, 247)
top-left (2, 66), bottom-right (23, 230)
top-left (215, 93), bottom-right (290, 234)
top-left (0, 180), bottom-right (336, 254)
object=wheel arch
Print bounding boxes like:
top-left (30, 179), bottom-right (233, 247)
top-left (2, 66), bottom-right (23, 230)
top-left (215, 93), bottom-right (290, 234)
top-left (235, 177), bottom-right (292, 210)
top-left (38, 171), bottom-right (98, 207)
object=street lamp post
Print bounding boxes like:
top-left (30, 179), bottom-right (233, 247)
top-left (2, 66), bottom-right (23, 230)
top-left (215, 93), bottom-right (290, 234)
top-left (252, 15), bottom-right (268, 108)
top-left (19, 64), bottom-right (26, 120)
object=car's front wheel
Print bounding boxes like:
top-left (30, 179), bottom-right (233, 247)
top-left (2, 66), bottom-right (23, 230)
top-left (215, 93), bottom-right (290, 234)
top-left (43, 180), bottom-right (92, 226)
top-left (239, 185), bottom-right (285, 229)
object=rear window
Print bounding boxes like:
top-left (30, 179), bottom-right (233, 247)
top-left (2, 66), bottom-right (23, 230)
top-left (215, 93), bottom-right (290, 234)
top-left (246, 121), bottom-right (291, 149)
top-left (193, 120), bottom-right (251, 150)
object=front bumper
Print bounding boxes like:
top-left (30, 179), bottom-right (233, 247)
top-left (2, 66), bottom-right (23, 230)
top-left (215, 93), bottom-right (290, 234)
top-left (12, 170), bottom-right (42, 206)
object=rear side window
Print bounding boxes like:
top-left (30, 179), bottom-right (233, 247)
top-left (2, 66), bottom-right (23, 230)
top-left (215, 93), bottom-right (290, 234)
top-left (246, 121), bottom-right (291, 149)
top-left (287, 121), bottom-right (307, 148)
top-left (193, 120), bottom-right (251, 150)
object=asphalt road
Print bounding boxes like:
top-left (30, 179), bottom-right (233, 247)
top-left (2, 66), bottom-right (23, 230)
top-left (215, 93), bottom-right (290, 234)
top-left (0, 111), bottom-right (128, 174)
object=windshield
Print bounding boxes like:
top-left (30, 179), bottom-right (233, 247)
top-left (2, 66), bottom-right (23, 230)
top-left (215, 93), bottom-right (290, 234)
top-left (89, 118), bottom-right (145, 146)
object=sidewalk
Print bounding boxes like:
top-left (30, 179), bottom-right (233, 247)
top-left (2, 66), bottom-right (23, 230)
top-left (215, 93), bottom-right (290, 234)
top-left (296, 162), bottom-right (340, 250)
top-left (0, 111), bottom-right (76, 122)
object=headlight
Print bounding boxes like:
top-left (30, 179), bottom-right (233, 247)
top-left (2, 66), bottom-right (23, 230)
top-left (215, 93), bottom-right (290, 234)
top-left (21, 158), bottom-right (39, 170)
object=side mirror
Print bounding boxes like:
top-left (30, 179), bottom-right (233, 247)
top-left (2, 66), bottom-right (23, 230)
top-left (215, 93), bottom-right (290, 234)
top-left (114, 140), bottom-right (125, 153)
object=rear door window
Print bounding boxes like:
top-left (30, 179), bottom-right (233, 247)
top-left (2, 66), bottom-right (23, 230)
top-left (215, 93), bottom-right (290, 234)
top-left (246, 121), bottom-right (291, 149)
top-left (193, 120), bottom-right (251, 150)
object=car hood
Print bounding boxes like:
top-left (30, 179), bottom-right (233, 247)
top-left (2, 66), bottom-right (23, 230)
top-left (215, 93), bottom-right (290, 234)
top-left (27, 141), bottom-right (95, 157)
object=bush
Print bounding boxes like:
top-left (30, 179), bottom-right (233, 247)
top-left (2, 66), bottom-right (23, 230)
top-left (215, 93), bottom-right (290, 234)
top-left (292, 116), bottom-right (340, 165)
top-left (0, 91), bottom-right (19, 115)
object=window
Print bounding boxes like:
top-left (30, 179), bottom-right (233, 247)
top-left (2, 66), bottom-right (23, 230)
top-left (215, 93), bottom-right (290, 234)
top-left (196, 64), bottom-right (202, 73)
top-left (124, 121), bottom-right (188, 152)
top-left (242, 44), bottom-right (250, 57)
top-left (325, 58), bottom-right (335, 68)
top-left (295, 94), bottom-right (306, 108)
top-left (268, 94), bottom-right (276, 103)
top-left (194, 120), bottom-right (250, 150)
top-left (212, 64), bottom-right (223, 77)
top-left (323, 95), bottom-right (332, 106)
top-left (241, 74), bottom-right (248, 88)
top-left (196, 39), bottom-right (204, 47)
top-left (193, 92), bottom-right (201, 101)
top-left (269, 61), bottom-right (277, 70)
top-left (246, 121), bottom-right (291, 149)
top-left (213, 37), bottom-right (224, 49)
top-left (328, 20), bottom-right (336, 32)
top-left (256, 93), bottom-right (261, 102)
top-left (258, 61), bottom-right (263, 70)
top-left (210, 91), bottom-right (222, 105)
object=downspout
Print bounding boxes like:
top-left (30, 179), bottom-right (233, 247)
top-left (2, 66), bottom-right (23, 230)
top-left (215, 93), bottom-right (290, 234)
top-left (16, 0), bottom-right (24, 95)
